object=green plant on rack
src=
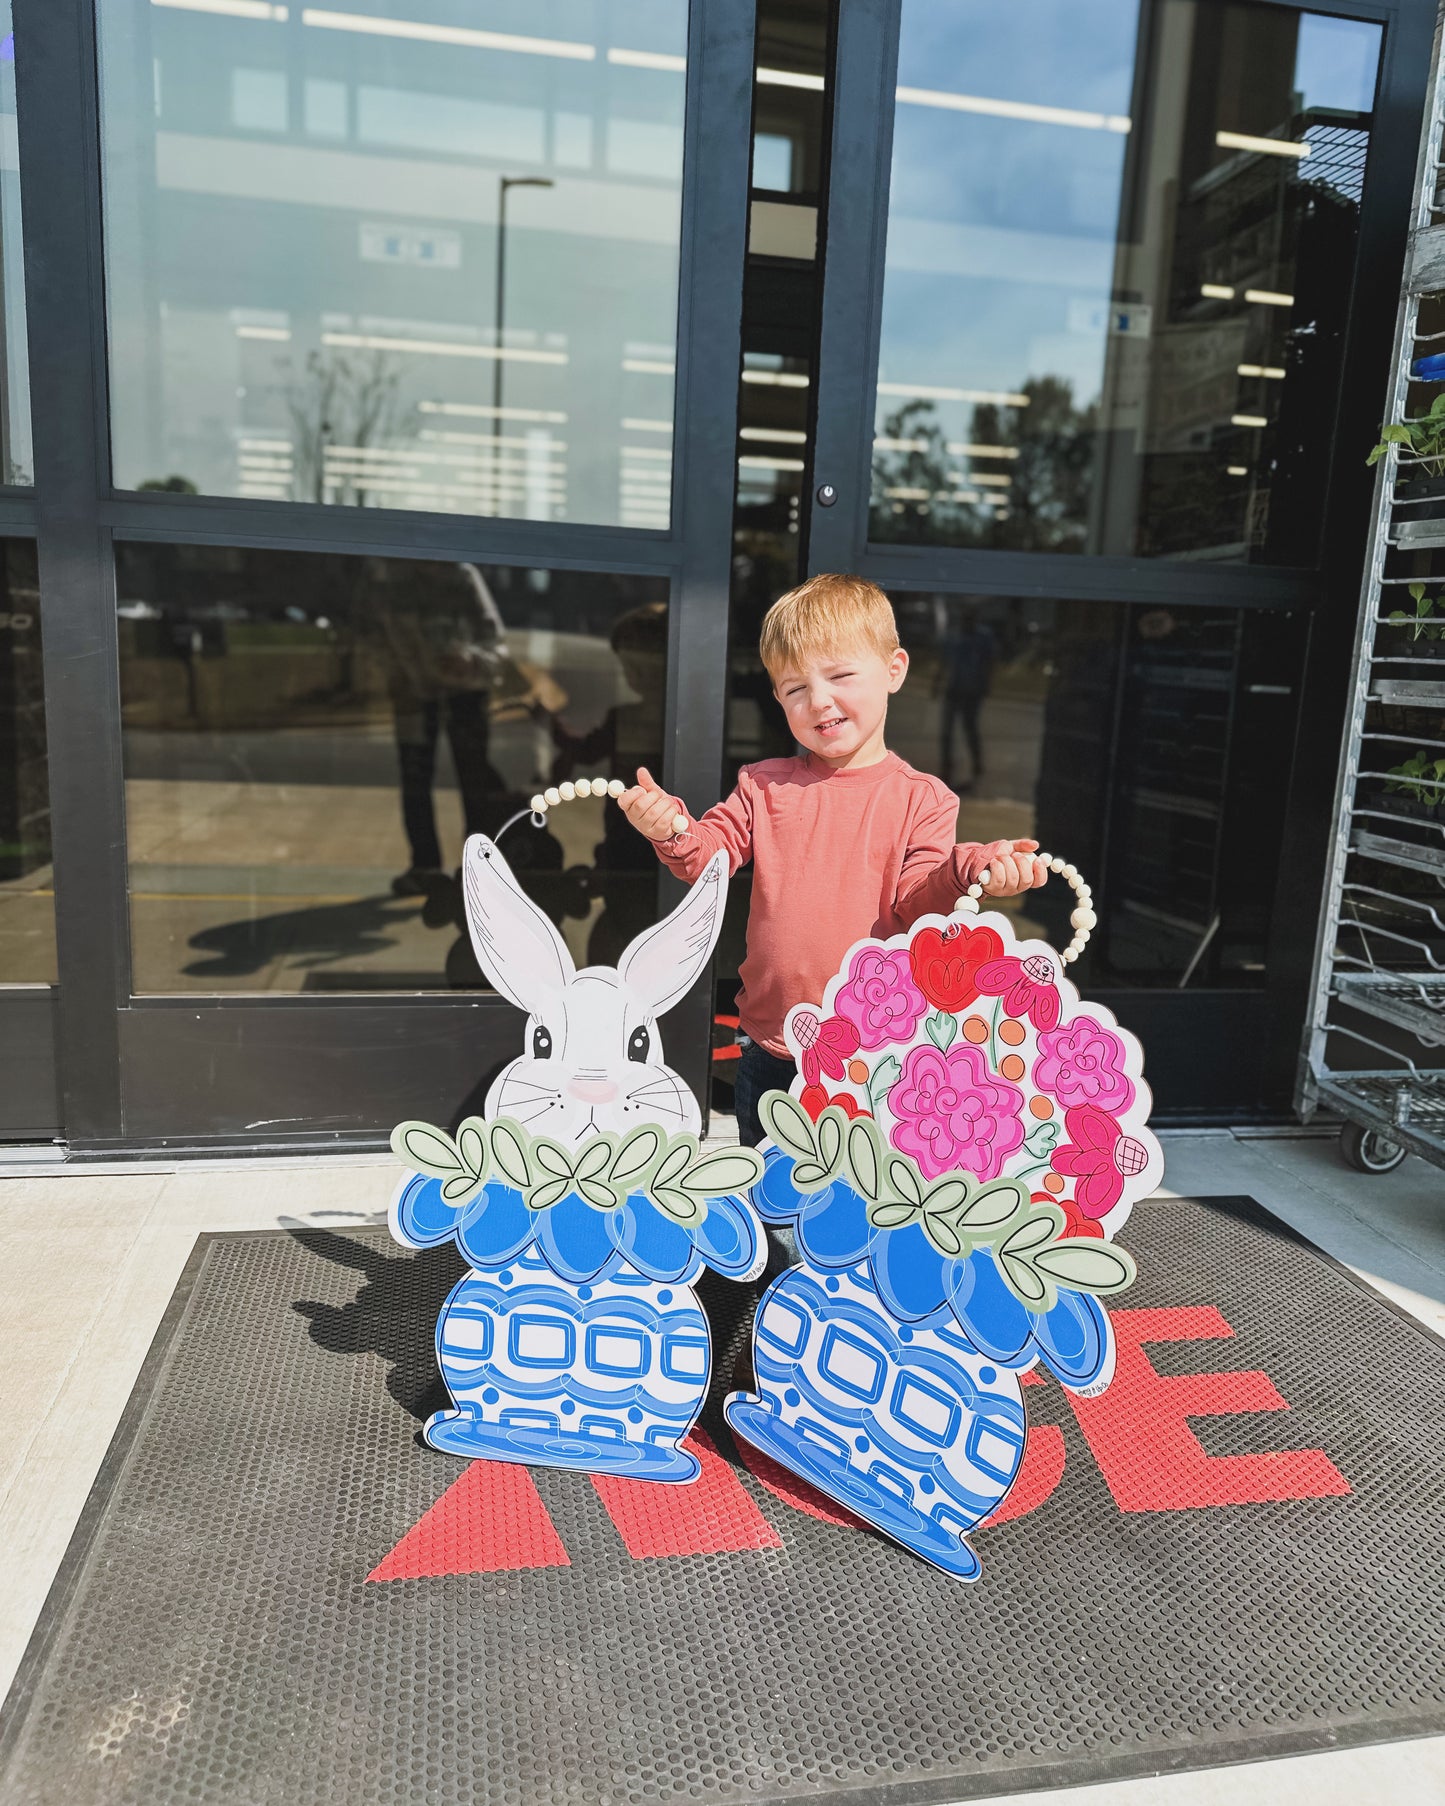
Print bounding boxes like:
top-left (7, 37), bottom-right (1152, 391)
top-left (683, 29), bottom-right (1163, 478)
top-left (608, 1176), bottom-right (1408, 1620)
top-left (1383, 751), bottom-right (1445, 803)
top-left (1387, 583), bottom-right (1445, 640)
top-left (1368, 392), bottom-right (1445, 477)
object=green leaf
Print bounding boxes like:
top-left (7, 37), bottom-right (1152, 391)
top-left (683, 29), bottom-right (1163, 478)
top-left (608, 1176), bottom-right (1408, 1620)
top-left (679, 1146), bottom-right (765, 1197)
top-left (653, 1185), bottom-right (704, 1225)
top-left (652, 1138), bottom-right (694, 1195)
top-left (394, 1122), bottom-right (463, 1178)
top-left (577, 1178), bottom-right (618, 1210)
top-left (610, 1125), bottom-right (663, 1189)
top-left (921, 1178), bottom-right (970, 1216)
top-left (925, 1009), bottom-right (957, 1052)
top-left (1000, 1207), bottom-right (1065, 1258)
top-left (575, 1140), bottom-right (613, 1183)
top-left (997, 1252), bottom-right (1050, 1306)
top-left (761, 1091), bottom-right (818, 1163)
top-left (1033, 1240), bottom-right (1137, 1295)
top-left (957, 1179), bottom-right (1029, 1232)
top-left (791, 1161), bottom-right (832, 1189)
top-left (456, 1118), bottom-right (488, 1182)
top-left (816, 1110), bottom-right (843, 1176)
top-left (847, 1120), bottom-right (882, 1202)
top-left (1023, 1119), bottom-right (1060, 1161)
top-left (490, 1121), bottom-right (533, 1190)
top-left (868, 1199), bottom-right (921, 1229)
top-left (532, 1140), bottom-right (573, 1182)
top-left (441, 1171), bottom-right (483, 1202)
top-left (922, 1214), bottom-right (964, 1257)
top-left (528, 1177), bottom-right (572, 1212)
top-left (885, 1154), bottom-right (923, 1208)
top-left (867, 1055), bottom-right (902, 1112)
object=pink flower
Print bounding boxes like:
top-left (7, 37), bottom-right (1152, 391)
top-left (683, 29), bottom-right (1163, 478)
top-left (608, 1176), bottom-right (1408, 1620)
top-left (1050, 1105), bottom-right (1151, 1218)
top-left (834, 947), bottom-right (928, 1050)
top-left (1034, 1016), bottom-right (1134, 1113)
top-left (790, 1011), bottom-right (861, 1087)
top-left (888, 1043), bottom-right (1025, 1181)
top-left (974, 954), bottom-right (1062, 1031)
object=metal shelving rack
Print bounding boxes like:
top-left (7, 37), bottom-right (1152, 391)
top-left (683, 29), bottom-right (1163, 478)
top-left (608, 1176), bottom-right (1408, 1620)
top-left (1300, 3), bottom-right (1445, 1174)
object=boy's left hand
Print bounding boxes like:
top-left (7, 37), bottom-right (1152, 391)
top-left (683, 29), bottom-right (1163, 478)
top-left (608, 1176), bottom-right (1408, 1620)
top-left (978, 839), bottom-right (1049, 898)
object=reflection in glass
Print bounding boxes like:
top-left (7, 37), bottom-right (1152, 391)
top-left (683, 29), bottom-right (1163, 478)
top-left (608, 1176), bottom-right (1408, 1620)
top-left (877, 594), bottom-right (1303, 986)
top-left (0, 5), bottom-right (31, 484)
top-left (116, 545), bottom-right (668, 992)
top-left (871, 0), bottom-right (1381, 563)
top-left (0, 542), bottom-right (53, 983)
top-left (98, 2), bottom-right (686, 527)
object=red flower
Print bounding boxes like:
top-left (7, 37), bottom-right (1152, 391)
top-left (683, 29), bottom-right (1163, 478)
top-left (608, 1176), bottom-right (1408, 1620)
top-left (908, 922), bottom-right (1005, 1011)
top-left (799, 1085), bottom-right (869, 1122)
top-left (1031, 1191), bottom-right (1104, 1240)
top-left (789, 1011), bottom-right (861, 1087)
top-left (974, 953), bottom-right (1061, 1031)
top-left (1050, 1104), bottom-right (1126, 1218)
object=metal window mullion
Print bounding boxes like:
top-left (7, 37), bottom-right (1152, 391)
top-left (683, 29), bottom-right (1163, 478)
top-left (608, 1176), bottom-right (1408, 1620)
top-left (14, 0), bottom-right (130, 1140)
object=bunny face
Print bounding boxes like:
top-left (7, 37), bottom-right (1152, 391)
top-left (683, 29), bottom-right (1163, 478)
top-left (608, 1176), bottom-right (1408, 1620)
top-left (464, 835), bottom-right (729, 1144)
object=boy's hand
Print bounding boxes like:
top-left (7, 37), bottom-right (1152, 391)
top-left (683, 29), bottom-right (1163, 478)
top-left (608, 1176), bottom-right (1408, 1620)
top-left (978, 839), bottom-right (1049, 897)
top-left (620, 766), bottom-right (688, 843)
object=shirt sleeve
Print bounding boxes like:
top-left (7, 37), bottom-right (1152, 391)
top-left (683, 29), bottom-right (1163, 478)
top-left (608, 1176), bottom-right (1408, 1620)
top-left (654, 770), bottom-right (757, 882)
top-left (894, 786), bottom-right (1012, 925)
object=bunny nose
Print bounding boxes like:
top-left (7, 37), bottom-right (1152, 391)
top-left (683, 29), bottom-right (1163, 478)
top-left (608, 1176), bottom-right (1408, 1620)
top-left (568, 1077), bottom-right (619, 1104)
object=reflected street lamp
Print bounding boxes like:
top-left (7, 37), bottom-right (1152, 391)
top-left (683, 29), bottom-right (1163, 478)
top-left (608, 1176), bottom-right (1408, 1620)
top-left (494, 175), bottom-right (554, 507)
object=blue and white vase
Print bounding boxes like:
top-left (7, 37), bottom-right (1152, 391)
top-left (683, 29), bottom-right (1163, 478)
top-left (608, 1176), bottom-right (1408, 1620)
top-left (725, 1258), bottom-right (1026, 1579)
top-left (426, 1245), bottom-right (712, 1481)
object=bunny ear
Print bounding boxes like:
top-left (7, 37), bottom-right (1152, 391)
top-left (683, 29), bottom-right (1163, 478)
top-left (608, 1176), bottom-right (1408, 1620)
top-left (618, 851), bottom-right (728, 1019)
top-left (462, 834), bottom-right (574, 1014)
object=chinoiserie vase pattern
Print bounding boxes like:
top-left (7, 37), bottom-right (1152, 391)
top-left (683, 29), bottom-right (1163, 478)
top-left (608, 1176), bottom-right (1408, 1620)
top-left (725, 903), bottom-right (1164, 1579)
top-left (726, 1259), bottom-right (1025, 1579)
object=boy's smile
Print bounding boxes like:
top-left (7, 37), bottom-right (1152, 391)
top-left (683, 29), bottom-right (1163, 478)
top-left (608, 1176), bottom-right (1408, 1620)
top-left (772, 646), bottom-right (910, 770)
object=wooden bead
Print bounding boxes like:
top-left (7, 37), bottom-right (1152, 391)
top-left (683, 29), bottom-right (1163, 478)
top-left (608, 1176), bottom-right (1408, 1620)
top-left (544, 787), bottom-right (561, 806)
top-left (530, 794), bottom-right (547, 813)
top-left (1049, 856), bottom-right (1066, 873)
top-left (579, 777), bottom-right (596, 797)
top-left (966, 883), bottom-right (983, 899)
top-left (608, 778), bottom-right (626, 797)
top-left (558, 781), bottom-right (576, 801)
top-left (671, 812), bottom-right (689, 836)
top-left (1071, 906), bottom-right (1097, 931)
top-left (1062, 947), bottom-right (1078, 963)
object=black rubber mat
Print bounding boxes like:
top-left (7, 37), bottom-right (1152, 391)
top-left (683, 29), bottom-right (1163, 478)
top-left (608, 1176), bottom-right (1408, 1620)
top-left (3, 1196), bottom-right (1444, 1805)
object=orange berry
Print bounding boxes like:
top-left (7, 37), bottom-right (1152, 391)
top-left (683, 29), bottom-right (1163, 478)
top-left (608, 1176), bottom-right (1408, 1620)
top-left (999, 1054), bottom-right (1026, 1081)
top-left (847, 1059), bottom-right (869, 1085)
top-left (963, 1016), bottom-right (989, 1043)
top-left (1029, 1095), bottom-right (1054, 1120)
top-left (998, 1018), bottom-right (1026, 1046)
top-left (1043, 1173), bottom-right (1065, 1194)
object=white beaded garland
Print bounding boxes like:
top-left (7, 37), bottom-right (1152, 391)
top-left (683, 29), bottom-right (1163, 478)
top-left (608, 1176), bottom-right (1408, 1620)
top-left (544, 786), bottom-right (561, 806)
top-left (608, 778), bottom-right (626, 798)
top-left (955, 848), bottom-right (1095, 962)
top-left (525, 772), bottom-right (690, 843)
top-left (558, 781), bottom-right (576, 802)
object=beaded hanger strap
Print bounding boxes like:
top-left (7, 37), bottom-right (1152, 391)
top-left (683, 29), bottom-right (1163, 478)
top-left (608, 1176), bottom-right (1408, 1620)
top-left (956, 854), bottom-right (1095, 965)
top-left (528, 775), bottom-right (688, 837)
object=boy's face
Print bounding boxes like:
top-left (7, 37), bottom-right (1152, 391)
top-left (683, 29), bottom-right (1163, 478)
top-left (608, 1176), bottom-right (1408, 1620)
top-left (770, 644), bottom-right (909, 767)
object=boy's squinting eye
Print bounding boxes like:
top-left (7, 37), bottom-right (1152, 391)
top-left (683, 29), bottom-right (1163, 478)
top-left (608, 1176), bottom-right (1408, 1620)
top-left (532, 1024), bottom-right (552, 1060)
top-left (627, 1025), bottom-right (651, 1064)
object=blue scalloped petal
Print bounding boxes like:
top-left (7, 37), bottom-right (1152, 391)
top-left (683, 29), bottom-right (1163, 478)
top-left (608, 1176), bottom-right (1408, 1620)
top-left (393, 1173), bottom-right (463, 1248)
top-left (794, 1180), bottom-right (873, 1270)
top-left (535, 1190), bottom-right (615, 1283)
top-left (613, 1191), bottom-right (699, 1282)
top-left (752, 1146), bottom-right (810, 1224)
top-left (1031, 1288), bottom-right (1111, 1390)
top-left (454, 1179), bottom-right (535, 1269)
top-left (868, 1220), bottom-right (952, 1323)
top-left (948, 1250), bottom-right (1033, 1361)
top-left (691, 1191), bottom-right (764, 1279)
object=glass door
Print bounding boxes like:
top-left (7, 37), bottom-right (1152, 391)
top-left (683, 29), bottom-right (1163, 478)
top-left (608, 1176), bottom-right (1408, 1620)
top-left (13, 0), bottom-right (751, 1149)
top-left (804, 0), bottom-right (1427, 1117)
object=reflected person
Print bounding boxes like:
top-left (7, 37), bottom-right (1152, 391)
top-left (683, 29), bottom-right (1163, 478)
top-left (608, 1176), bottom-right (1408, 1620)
top-left (937, 604), bottom-right (995, 792)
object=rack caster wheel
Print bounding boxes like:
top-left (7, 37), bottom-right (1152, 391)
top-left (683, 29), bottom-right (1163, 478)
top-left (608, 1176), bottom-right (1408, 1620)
top-left (1339, 1122), bottom-right (1407, 1175)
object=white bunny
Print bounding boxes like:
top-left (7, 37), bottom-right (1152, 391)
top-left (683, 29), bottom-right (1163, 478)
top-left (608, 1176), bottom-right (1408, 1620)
top-left (462, 834), bottom-right (729, 1143)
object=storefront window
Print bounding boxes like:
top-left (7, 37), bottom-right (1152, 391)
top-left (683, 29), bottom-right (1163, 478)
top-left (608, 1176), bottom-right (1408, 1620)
top-left (0, 5), bottom-right (32, 486)
top-left (116, 544), bottom-right (668, 992)
top-left (870, 0), bottom-right (1382, 564)
top-left (98, 2), bottom-right (687, 527)
top-left (0, 542), bottom-right (52, 983)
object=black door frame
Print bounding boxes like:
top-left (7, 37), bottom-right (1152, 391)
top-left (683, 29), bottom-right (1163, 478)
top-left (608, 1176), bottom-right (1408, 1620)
top-left (803, 0), bottom-right (1434, 1117)
top-left (8, 0), bottom-right (755, 1152)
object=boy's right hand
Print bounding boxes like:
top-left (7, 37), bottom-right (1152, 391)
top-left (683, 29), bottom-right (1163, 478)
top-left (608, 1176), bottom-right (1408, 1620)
top-left (619, 767), bottom-right (688, 842)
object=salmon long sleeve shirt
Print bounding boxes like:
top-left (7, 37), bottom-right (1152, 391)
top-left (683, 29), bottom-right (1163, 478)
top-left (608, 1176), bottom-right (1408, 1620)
top-left (655, 752), bottom-right (1005, 1056)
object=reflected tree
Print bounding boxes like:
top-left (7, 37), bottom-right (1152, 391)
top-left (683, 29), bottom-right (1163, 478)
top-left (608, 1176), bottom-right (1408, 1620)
top-left (288, 348), bottom-right (403, 507)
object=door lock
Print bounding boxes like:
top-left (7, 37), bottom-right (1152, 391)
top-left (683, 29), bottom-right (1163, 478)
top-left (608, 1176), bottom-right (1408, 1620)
top-left (815, 482), bottom-right (838, 507)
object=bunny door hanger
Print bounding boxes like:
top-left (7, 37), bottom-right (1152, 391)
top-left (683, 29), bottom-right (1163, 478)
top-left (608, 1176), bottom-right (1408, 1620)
top-left (724, 858), bottom-right (1162, 1580)
top-left (389, 830), bottom-right (766, 1484)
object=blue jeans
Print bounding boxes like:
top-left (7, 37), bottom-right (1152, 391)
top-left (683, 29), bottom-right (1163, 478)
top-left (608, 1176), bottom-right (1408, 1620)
top-left (733, 1038), bottom-right (797, 1148)
top-left (733, 1039), bottom-right (799, 1275)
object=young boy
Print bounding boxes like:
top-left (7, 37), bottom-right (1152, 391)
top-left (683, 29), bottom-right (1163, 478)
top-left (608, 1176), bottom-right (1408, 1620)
top-left (619, 574), bottom-right (1047, 1146)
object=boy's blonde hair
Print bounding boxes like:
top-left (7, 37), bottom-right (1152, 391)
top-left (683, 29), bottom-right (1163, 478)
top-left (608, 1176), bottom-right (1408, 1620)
top-left (758, 574), bottom-right (900, 679)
